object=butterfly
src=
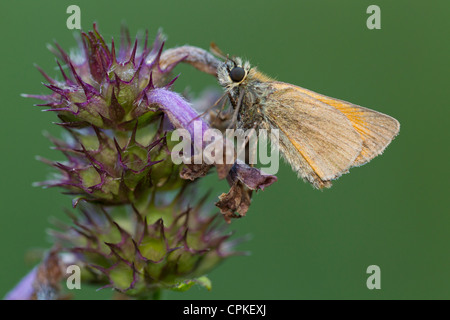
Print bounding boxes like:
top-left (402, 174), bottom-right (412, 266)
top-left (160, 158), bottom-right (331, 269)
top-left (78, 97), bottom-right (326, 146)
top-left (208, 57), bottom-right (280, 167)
top-left (215, 55), bottom-right (400, 189)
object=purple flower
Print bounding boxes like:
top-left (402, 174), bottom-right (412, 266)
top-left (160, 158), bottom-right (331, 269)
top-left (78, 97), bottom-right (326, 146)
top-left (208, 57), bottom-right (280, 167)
top-left (148, 87), bottom-right (210, 141)
top-left (4, 268), bottom-right (37, 300)
top-left (228, 161), bottom-right (278, 191)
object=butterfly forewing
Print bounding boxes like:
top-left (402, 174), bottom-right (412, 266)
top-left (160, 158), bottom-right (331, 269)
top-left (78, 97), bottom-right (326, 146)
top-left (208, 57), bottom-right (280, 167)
top-left (289, 85), bottom-right (400, 167)
top-left (262, 82), bottom-right (363, 188)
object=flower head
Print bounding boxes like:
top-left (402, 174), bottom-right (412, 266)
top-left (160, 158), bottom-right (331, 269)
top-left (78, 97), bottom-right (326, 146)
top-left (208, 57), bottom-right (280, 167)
top-left (11, 24), bottom-right (277, 299)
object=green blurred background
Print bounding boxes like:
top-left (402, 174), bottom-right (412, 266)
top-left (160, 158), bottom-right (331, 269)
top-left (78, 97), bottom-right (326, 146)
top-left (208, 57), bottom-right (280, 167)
top-left (0, 0), bottom-right (448, 299)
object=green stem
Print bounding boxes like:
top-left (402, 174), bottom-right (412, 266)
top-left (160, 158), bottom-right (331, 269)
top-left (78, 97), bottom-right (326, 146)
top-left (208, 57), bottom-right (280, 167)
top-left (149, 288), bottom-right (163, 300)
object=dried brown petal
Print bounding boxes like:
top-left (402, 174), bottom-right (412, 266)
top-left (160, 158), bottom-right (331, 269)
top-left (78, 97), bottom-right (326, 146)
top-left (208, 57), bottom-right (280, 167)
top-left (216, 162), bottom-right (235, 180)
top-left (229, 161), bottom-right (278, 191)
top-left (180, 162), bottom-right (213, 180)
top-left (215, 182), bottom-right (252, 223)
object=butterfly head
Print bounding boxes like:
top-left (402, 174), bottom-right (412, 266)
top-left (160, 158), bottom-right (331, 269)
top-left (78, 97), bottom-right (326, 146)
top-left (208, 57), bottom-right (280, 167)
top-left (217, 57), bottom-right (251, 90)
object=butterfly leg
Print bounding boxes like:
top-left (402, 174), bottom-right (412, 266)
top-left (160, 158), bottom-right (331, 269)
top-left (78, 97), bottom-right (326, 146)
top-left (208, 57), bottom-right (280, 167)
top-left (188, 92), bottom-right (228, 125)
top-left (227, 89), bottom-right (245, 129)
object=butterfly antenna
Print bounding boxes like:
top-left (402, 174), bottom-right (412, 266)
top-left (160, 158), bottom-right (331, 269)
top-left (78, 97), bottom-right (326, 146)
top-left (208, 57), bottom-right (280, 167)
top-left (210, 42), bottom-right (227, 60)
top-left (188, 92), bottom-right (228, 125)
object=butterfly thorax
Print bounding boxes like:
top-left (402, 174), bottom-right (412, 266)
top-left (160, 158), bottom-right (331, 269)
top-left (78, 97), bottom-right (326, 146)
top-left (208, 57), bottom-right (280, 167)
top-left (217, 58), bottom-right (275, 129)
top-left (229, 70), bottom-right (275, 130)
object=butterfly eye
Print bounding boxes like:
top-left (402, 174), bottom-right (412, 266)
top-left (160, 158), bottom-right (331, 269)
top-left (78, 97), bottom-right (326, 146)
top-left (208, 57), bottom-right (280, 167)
top-left (229, 67), bottom-right (246, 82)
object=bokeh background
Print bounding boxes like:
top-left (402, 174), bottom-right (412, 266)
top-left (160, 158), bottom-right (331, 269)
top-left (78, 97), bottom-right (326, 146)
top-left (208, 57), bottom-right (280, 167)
top-left (0, 0), bottom-right (448, 299)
